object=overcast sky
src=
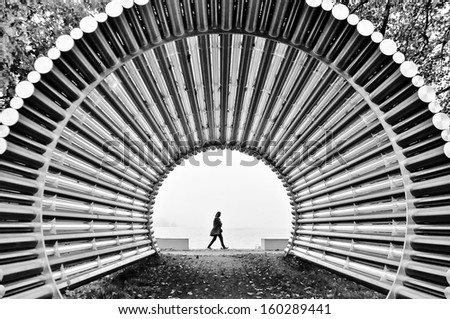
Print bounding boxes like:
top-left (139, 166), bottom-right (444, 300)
top-left (153, 150), bottom-right (292, 230)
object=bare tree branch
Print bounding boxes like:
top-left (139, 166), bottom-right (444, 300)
top-left (437, 86), bottom-right (450, 96)
top-left (350, 0), bottom-right (369, 14)
top-left (380, 0), bottom-right (392, 35)
top-left (420, 0), bottom-right (432, 50)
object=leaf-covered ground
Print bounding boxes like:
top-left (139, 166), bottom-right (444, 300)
top-left (66, 251), bottom-right (385, 299)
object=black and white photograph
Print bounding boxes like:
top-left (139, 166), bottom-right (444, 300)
top-left (0, 0), bottom-right (449, 317)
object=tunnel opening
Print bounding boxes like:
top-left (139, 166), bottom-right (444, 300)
top-left (151, 149), bottom-right (292, 250)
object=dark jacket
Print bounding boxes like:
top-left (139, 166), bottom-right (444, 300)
top-left (209, 217), bottom-right (222, 236)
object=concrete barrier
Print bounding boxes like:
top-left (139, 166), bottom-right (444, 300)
top-left (261, 239), bottom-right (288, 251)
top-left (156, 238), bottom-right (189, 250)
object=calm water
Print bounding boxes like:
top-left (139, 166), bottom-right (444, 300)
top-left (154, 227), bottom-right (290, 249)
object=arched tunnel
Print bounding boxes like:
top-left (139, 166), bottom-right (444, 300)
top-left (0, 0), bottom-right (449, 299)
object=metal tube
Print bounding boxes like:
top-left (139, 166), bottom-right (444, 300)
top-left (345, 32), bottom-right (384, 76)
top-left (161, 0), bottom-right (183, 36)
top-left (105, 1), bottom-right (140, 55)
top-left (42, 196), bottom-right (146, 218)
top-left (274, 88), bottom-right (362, 167)
top-left (45, 235), bottom-right (147, 256)
top-left (55, 249), bottom-right (155, 291)
top-left (387, 98), bottom-right (428, 128)
top-left (291, 242), bottom-right (399, 269)
top-left (154, 46), bottom-right (197, 148)
top-left (298, 223), bottom-right (406, 235)
top-left (43, 210), bottom-right (146, 224)
top-left (176, 40), bottom-right (206, 144)
top-left (410, 236), bottom-right (450, 255)
top-left (285, 120), bottom-right (382, 181)
top-left (404, 146), bottom-right (449, 172)
top-left (194, 0), bottom-right (209, 32)
top-left (122, 0), bottom-right (149, 48)
top-left (402, 135), bottom-right (444, 158)
top-left (197, 35), bottom-right (217, 142)
top-left (291, 246), bottom-right (397, 281)
top-left (236, 37), bottom-right (267, 143)
top-left (54, 140), bottom-right (152, 191)
top-left (114, 66), bottom-right (173, 163)
top-left (134, 0), bottom-right (162, 43)
top-left (48, 240), bottom-right (151, 268)
top-left (68, 106), bottom-right (162, 179)
top-left (55, 34), bottom-right (100, 84)
top-left (296, 189), bottom-right (405, 213)
top-left (352, 39), bottom-right (398, 86)
top-left (268, 0), bottom-right (291, 38)
top-left (299, 211), bottom-right (406, 224)
top-left (230, 36), bottom-right (255, 142)
top-left (0, 204), bottom-right (38, 222)
top-left (291, 144), bottom-right (393, 193)
top-left (12, 113), bottom-right (56, 145)
top-left (7, 284), bottom-right (55, 299)
top-left (410, 176), bottom-right (450, 197)
top-left (0, 260), bottom-right (44, 283)
top-left (299, 175), bottom-right (403, 208)
top-left (395, 119), bottom-right (440, 148)
top-left (44, 229), bottom-right (149, 242)
top-left (312, 4), bottom-right (349, 56)
top-left (300, 199), bottom-right (406, 220)
top-left (49, 162), bottom-right (148, 201)
top-left (363, 51), bottom-right (405, 95)
top-left (47, 47), bottom-right (88, 92)
top-left (45, 186), bottom-right (148, 213)
top-left (182, 0), bottom-right (195, 31)
top-left (263, 60), bottom-right (329, 157)
top-left (51, 149), bottom-right (151, 193)
top-left (333, 20), bottom-right (375, 70)
top-left (42, 222), bottom-right (147, 233)
top-left (7, 132), bottom-right (48, 156)
top-left (295, 229), bottom-right (405, 243)
top-left (79, 16), bottom-right (120, 69)
top-left (405, 261), bottom-right (448, 286)
top-left (71, 104), bottom-right (165, 170)
top-left (45, 173), bottom-right (147, 206)
top-left (1, 140), bottom-right (46, 169)
top-left (288, 248), bottom-right (393, 292)
top-left (245, 42), bottom-right (287, 145)
top-left (95, 12), bottom-right (127, 59)
top-left (291, 0), bottom-right (322, 46)
top-left (296, 163), bottom-right (399, 201)
top-left (369, 61), bottom-right (418, 104)
top-left (0, 172), bottom-right (39, 195)
top-left (294, 237), bottom-right (402, 262)
top-left (15, 81), bottom-right (67, 122)
top-left (324, 14), bottom-right (360, 62)
top-left (34, 57), bottom-right (82, 101)
top-left (138, 52), bottom-right (185, 152)
top-left (409, 164), bottom-right (450, 182)
top-left (52, 248), bottom-right (154, 287)
top-left (153, 0), bottom-right (171, 38)
top-left (14, 103), bottom-right (57, 133)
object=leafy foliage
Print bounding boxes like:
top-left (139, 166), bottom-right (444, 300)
top-left (0, 1), bottom-right (449, 110)
top-left (66, 253), bottom-right (384, 299)
top-left (0, 2), bottom-right (106, 108)
top-left (346, 0), bottom-right (450, 110)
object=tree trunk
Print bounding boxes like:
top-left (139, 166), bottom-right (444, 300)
top-left (380, 1), bottom-right (392, 35)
